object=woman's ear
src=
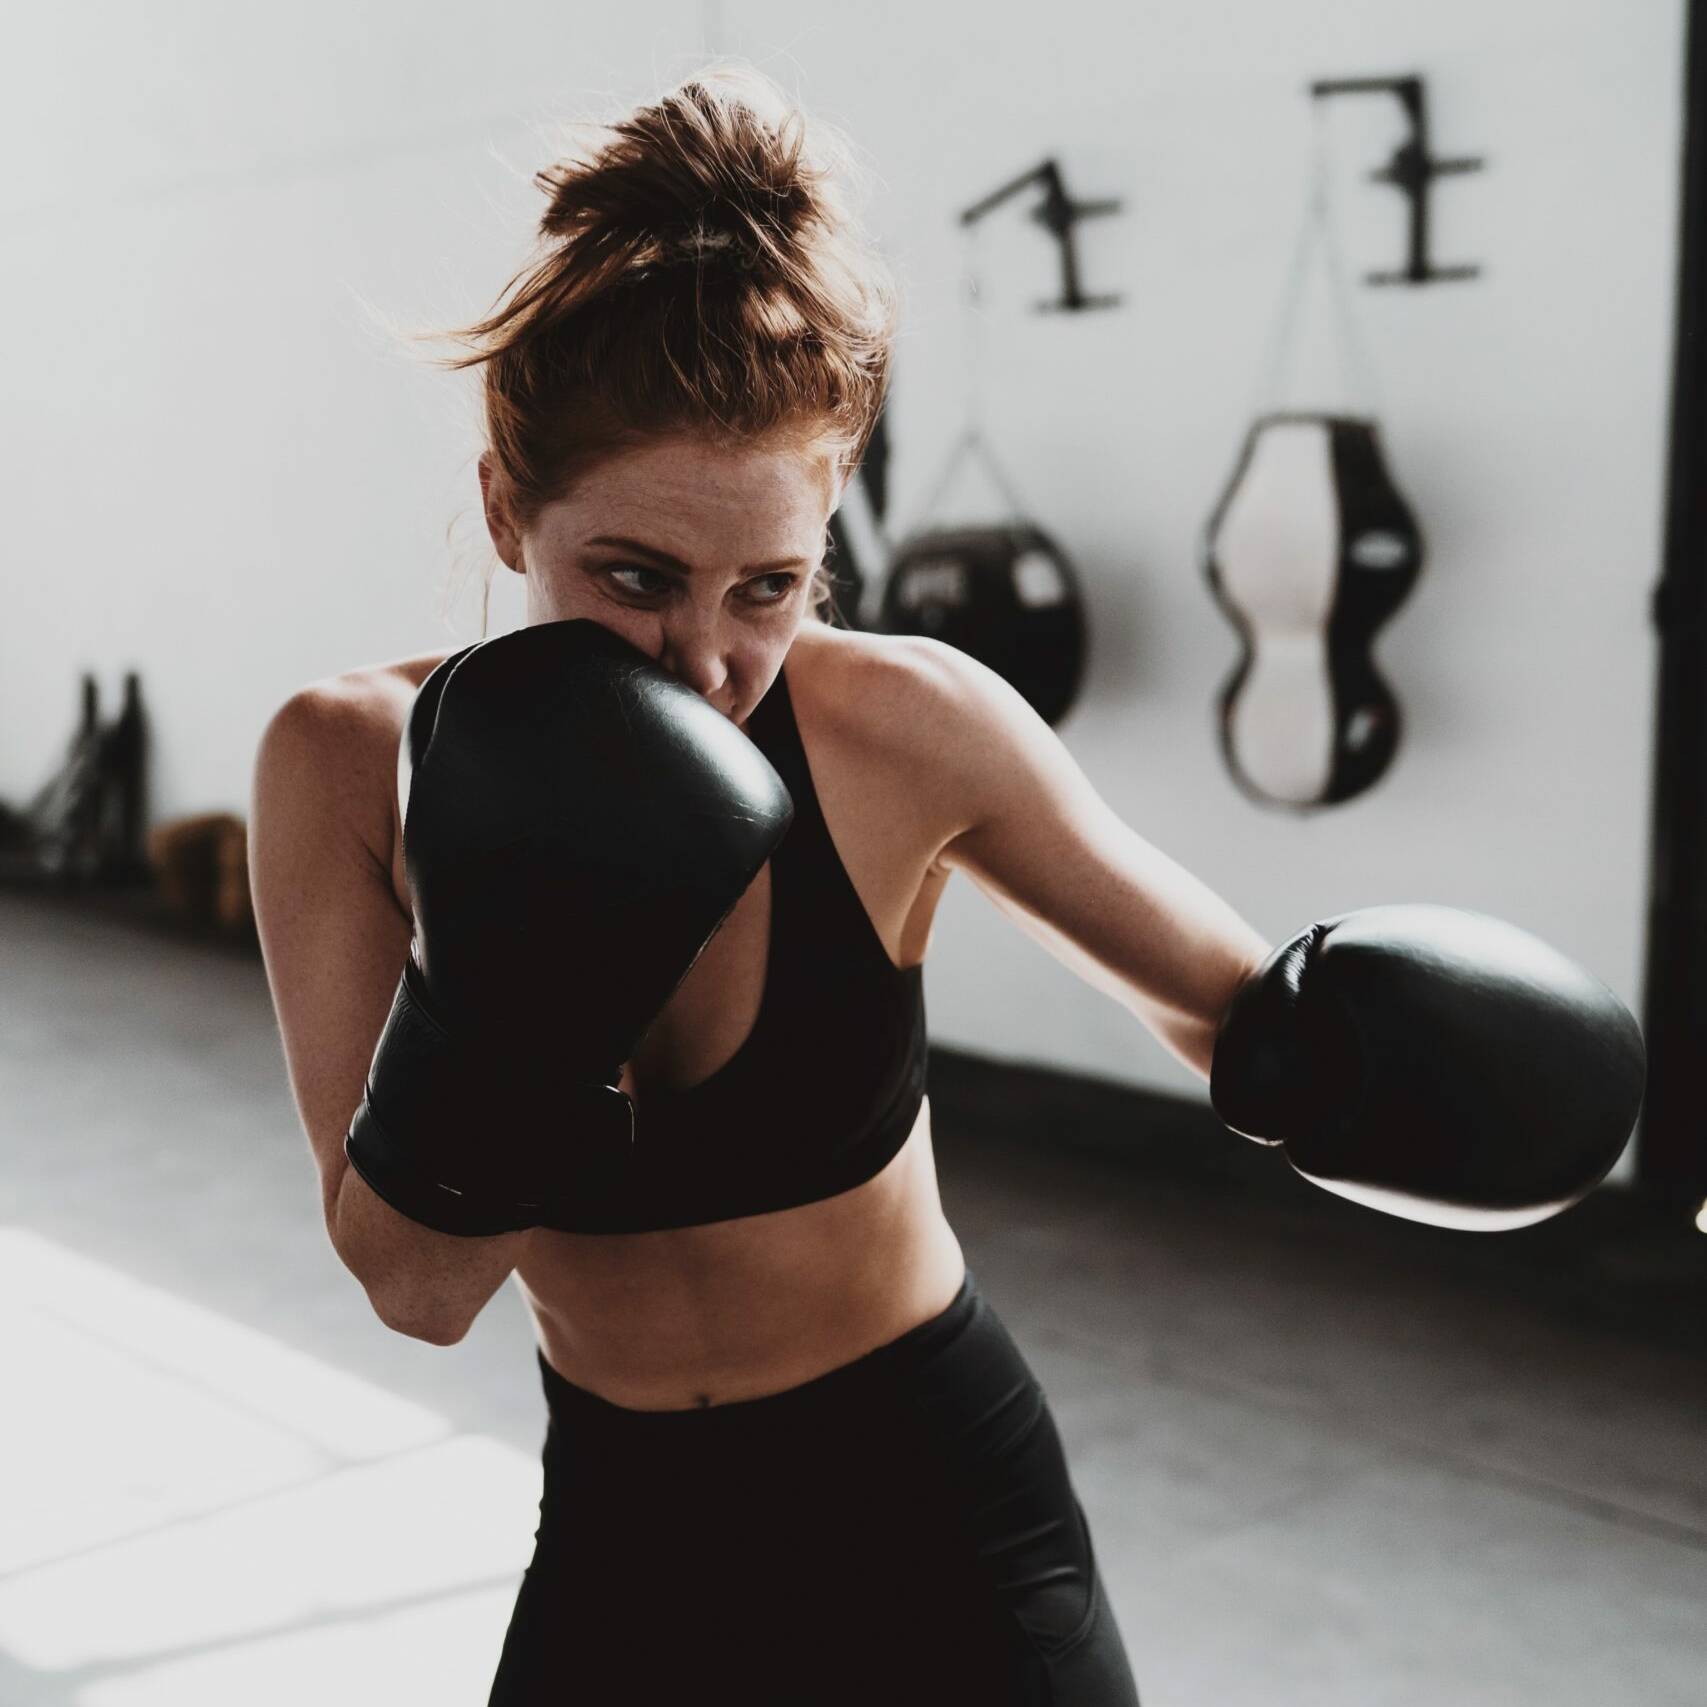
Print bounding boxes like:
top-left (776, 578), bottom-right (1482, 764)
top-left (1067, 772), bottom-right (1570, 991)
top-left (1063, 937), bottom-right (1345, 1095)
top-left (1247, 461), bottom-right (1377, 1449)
top-left (477, 453), bottom-right (525, 574)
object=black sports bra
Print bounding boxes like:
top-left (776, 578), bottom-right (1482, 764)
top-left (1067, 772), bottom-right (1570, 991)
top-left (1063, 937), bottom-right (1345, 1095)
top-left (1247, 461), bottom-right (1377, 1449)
top-left (546, 658), bottom-right (928, 1234)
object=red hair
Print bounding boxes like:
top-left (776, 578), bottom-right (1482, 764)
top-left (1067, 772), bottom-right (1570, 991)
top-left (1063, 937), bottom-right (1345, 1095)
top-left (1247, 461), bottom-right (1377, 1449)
top-left (437, 66), bottom-right (898, 627)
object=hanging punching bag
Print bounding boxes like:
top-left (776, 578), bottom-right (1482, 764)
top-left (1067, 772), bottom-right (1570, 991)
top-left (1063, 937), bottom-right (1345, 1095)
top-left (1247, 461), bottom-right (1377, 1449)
top-left (1203, 412), bottom-right (1422, 809)
top-left (877, 523), bottom-right (1087, 727)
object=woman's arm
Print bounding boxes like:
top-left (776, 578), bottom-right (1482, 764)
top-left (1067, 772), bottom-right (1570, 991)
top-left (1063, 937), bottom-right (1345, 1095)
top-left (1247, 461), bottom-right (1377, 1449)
top-left (880, 638), bottom-right (1642, 1232)
top-left (248, 681), bottom-right (530, 1343)
top-left (890, 638), bottom-right (1271, 1081)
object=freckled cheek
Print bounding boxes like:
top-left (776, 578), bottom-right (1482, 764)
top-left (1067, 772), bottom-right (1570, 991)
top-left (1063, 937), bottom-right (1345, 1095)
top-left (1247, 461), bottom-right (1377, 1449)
top-left (528, 587), bottom-right (663, 659)
top-left (524, 571), bottom-right (601, 623)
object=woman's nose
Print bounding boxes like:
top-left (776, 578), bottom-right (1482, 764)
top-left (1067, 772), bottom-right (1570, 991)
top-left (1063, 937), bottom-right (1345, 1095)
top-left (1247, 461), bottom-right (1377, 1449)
top-left (658, 631), bottom-right (730, 701)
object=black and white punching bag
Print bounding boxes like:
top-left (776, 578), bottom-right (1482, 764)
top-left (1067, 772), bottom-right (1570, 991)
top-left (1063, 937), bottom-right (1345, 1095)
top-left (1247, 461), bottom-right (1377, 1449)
top-left (1203, 413), bottom-right (1422, 809)
top-left (877, 524), bottom-right (1087, 728)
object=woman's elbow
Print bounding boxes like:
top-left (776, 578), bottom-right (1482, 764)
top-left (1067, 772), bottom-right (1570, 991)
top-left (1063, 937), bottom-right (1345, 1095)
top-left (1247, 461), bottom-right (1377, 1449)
top-left (324, 1162), bottom-right (505, 1345)
top-left (366, 1280), bottom-right (474, 1346)
top-left (383, 1303), bottom-right (473, 1347)
top-left (327, 1209), bottom-right (477, 1345)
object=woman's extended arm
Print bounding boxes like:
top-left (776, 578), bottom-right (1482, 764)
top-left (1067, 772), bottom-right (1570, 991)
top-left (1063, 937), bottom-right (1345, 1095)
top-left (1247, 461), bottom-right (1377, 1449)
top-left (889, 637), bottom-right (1643, 1231)
top-left (888, 637), bottom-right (1271, 1080)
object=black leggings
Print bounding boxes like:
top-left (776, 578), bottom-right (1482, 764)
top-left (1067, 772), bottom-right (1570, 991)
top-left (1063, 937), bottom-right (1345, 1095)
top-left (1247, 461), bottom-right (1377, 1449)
top-left (489, 1271), bottom-right (1141, 1705)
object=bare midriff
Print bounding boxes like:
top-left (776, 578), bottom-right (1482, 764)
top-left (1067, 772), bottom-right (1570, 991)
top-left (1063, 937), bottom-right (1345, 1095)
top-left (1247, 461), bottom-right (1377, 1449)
top-left (510, 1101), bottom-right (967, 1410)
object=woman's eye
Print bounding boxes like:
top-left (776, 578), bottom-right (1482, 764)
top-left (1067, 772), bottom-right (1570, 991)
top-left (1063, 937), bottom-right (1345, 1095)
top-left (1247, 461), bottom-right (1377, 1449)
top-left (604, 565), bottom-right (800, 605)
top-left (746, 572), bottom-right (800, 605)
top-left (608, 566), bottom-right (669, 597)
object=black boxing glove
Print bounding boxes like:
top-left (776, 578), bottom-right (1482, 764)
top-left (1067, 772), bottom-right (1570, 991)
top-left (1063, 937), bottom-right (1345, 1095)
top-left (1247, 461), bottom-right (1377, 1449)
top-left (1209, 903), bottom-right (1647, 1231)
top-left (345, 619), bottom-right (794, 1234)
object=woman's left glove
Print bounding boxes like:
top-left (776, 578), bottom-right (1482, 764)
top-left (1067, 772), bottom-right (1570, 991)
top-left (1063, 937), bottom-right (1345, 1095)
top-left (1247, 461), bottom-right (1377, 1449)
top-left (1209, 903), bottom-right (1647, 1231)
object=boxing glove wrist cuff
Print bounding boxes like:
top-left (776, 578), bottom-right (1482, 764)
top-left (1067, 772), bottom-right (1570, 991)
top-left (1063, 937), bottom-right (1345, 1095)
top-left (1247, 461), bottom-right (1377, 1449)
top-left (344, 1107), bottom-right (539, 1236)
top-left (1209, 924), bottom-right (1357, 1147)
top-left (346, 958), bottom-right (635, 1236)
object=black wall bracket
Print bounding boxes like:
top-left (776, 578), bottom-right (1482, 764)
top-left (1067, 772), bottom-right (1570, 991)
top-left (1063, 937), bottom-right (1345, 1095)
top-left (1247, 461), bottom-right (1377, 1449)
top-left (959, 158), bottom-right (1123, 313)
top-left (1309, 74), bottom-right (1485, 285)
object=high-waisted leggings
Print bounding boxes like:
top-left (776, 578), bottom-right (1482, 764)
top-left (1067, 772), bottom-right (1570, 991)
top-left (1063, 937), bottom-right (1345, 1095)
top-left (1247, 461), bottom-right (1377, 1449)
top-left (488, 1270), bottom-right (1141, 1704)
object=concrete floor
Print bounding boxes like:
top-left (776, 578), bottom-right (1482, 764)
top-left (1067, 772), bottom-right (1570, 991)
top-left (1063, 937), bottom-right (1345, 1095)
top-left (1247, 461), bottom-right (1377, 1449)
top-left (3, 891), bottom-right (1704, 1705)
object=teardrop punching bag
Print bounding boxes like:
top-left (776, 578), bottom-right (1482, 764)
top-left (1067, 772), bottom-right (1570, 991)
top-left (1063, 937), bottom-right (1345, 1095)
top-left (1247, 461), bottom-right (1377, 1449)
top-left (1203, 412), bottom-right (1422, 810)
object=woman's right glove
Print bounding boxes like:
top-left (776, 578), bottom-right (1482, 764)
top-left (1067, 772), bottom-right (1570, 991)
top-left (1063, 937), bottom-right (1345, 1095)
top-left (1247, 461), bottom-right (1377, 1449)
top-left (345, 619), bottom-right (794, 1235)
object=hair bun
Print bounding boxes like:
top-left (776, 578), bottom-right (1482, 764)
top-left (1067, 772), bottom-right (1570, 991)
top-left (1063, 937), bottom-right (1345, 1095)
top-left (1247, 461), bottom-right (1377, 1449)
top-left (535, 69), bottom-right (829, 278)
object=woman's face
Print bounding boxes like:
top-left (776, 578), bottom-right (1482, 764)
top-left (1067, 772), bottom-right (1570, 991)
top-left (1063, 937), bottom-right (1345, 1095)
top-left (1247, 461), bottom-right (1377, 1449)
top-left (480, 433), bottom-right (841, 727)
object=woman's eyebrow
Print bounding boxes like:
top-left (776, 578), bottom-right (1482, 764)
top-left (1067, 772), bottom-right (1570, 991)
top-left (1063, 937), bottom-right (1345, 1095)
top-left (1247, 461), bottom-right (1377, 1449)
top-left (585, 534), bottom-right (810, 574)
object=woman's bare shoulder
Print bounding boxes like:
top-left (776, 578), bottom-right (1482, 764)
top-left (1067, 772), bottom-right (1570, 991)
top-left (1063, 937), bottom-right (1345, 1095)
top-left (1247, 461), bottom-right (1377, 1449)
top-left (361, 646), bottom-right (463, 697)
top-left (292, 648), bottom-right (459, 738)
top-left (263, 648), bottom-right (460, 864)
top-left (788, 623), bottom-right (1062, 862)
top-left (788, 622), bottom-right (944, 720)
top-left (788, 623), bottom-right (990, 757)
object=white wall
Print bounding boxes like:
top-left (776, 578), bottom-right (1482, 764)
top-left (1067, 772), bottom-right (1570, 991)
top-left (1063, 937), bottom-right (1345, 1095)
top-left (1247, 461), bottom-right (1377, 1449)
top-left (4, 2), bottom-right (1682, 1174)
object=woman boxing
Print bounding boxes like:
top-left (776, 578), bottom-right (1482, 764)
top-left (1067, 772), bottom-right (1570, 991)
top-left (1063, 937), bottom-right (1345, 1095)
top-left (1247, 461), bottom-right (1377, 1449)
top-left (249, 67), bottom-right (1642, 1706)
